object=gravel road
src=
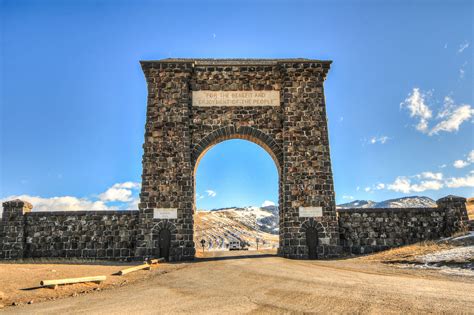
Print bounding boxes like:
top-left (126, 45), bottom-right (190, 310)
top-left (4, 252), bottom-right (474, 314)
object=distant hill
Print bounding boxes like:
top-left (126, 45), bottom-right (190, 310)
top-left (195, 196), bottom-right (444, 250)
top-left (194, 206), bottom-right (279, 251)
top-left (337, 196), bottom-right (436, 209)
top-left (336, 200), bottom-right (376, 209)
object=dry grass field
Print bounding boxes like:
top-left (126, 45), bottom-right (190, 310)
top-left (0, 260), bottom-right (181, 308)
top-left (1, 242), bottom-right (473, 314)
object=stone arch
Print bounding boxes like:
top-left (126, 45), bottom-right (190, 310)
top-left (301, 219), bottom-right (325, 259)
top-left (137, 58), bottom-right (340, 261)
top-left (301, 219), bottom-right (325, 234)
top-left (192, 125), bottom-right (283, 173)
top-left (152, 220), bottom-right (178, 234)
top-left (151, 221), bottom-right (178, 261)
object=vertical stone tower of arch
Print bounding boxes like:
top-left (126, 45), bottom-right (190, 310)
top-left (136, 59), bottom-right (341, 261)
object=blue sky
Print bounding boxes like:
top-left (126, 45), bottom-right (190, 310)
top-left (0, 0), bottom-right (472, 211)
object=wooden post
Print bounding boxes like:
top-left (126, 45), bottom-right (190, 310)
top-left (148, 258), bottom-right (166, 264)
top-left (118, 263), bottom-right (151, 276)
top-left (40, 276), bottom-right (106, 288)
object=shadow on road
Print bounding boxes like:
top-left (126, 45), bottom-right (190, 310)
top-left (193, 253), bottom-right (277, 262)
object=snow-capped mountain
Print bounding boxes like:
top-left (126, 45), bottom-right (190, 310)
top-left (337, 196), bottom-right (436, 209)
top-left (194, 206), bottom-right (279, 251)
top-left (336, 200), bottom-right (376, 209)
top-left (194, 196), bottom-right (439, 250)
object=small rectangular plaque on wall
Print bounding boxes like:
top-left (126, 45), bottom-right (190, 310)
top-left (192, 91), bottom-right (280, 107)
top-left (299, 206), bottom-right (323, 218)
top-left (153, 208), bottom-right (178, 219)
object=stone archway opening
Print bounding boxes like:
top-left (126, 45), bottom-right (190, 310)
top-left (138, 58), bottom-right (340, 261)
top-left (193, 137), bottom-right (281, 257)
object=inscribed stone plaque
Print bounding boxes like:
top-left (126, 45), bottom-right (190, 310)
top-left (299, 206), bottom-right (323, 218)
top-left (192, 91), bottom-right (280, 107)
top-left (153, 208), bottom-right (178, 219)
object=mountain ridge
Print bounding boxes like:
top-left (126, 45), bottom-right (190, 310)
top-left (195, 196), bottom-right (439, 250)
top-left (336, 196), bottom-right (437, 209)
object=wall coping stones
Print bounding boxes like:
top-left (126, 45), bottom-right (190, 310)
top-left (337, 207), bottom-right (441, 213)
top-left (436, 195), bottom-right (467, 203)
top-left (2, 199), bottom-right (33, 209)
top-left (24, 210), bottom-right (139, 216)
top-left (140, 58), bottom-right (333, 66)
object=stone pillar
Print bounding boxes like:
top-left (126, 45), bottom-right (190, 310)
top-left (136, 61), bottom-right (194, 261)
top-left (436, 195), bottom-right (469, 236)
top-left (0, 199), bottom-right (33, 259)
top-left (279, 62), bottom-right (340, 259)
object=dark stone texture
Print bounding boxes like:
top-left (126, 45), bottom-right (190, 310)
top-left (0, 204), bottom-right (138, 260)
top-left (0, 195), bottom-right (468, 260)
top-left (338, 196), bottom-right (469, 254)
top-left (137, 58), bottom-right (339, 261)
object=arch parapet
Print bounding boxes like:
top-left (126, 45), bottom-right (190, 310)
top-left (192, 126), bottom-right (283, 173)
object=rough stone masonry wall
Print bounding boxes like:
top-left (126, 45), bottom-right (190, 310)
top-left (279, 61), bottom-right (340, 258)
top-left (0, 200), bottom-right (138, 260)
top-left (137, 59), bottom-right (340, 261)
top-left (0, 196), bottom-right (468, 260)
top-left (338, 196), bottom-right (469, 254)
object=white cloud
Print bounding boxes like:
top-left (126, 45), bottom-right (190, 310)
top-left (469, 151), bottom-right (474, 163)
top-left (369, 136), bottom-right (390, 144)
top-left (400, 88), bottom-right (433, 132)
top-left (429, 103), bottom-right (474, 135)
top-left (342, 195), bottom-right (354, 200)
top-left (356, 186), bottom-right (360, 191)
top-left (413, 180), bottom-right (444, 191)
top-left (98, 182), bottom-right (141, 202)
top-left (454, 160), bottom-right (469, 169)
top-left (374, 167), bottom-right (473, 194)
top-left (452, 150), bottom-right (474, 169)
top-left (401, 90), bottom-right (473, 135)
top-left (1, 181), bottom-right (141, 216)
top-left (445, 172), bottom-right (474, 188)
top-left (458, 40), bottom-right (469, 53)
top-left (417, 172), bottom-right (443, 180)
top-left (205, 190), bottom-right (217, 197)
top-left (459, 67), bottom-right (465, 79)
top-left (387, 177), bottom-right (412, 193)
top-left (115, 182), bottom-right (141, 189)
top-left (99, 188), bottom-right (132, 202)
top-left (387, 177), bottom-right (443, 193)
top-left (196, 193), bottom-right (204, 200)
top-left (127, 197), bottom-right (140, 210)
top-left (0, 195), bottom-right (115, 213)
top-left (364, 183), bottom-right (385, 193)
top-left (261, 200), bottom-right (275, 207)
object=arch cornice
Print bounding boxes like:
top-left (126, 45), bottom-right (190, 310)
top-left (152, 221), bottom-right (178, 234)
top-left (192, 125), bottom-right (283, 172)
top-left (301, 219), bottom-right (325, 233)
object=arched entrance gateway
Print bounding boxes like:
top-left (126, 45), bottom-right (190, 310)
top-left (136, 59), bottom-right (341, 261)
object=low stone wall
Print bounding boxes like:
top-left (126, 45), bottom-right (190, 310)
top-left (0, 200), bottom-right (138, 260)
top-left (24, 211), bottom-right (138, 259)
top-left (338, 196), bottom-right (469, 254)
top-left (0, 196), bottom-right (469, 260)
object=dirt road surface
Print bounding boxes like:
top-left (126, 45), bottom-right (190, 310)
top-left (3, 251), bottom-right (473, 314)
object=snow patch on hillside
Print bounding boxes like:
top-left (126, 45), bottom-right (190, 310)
top-left (337, 196), bottom-right (436, 209)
